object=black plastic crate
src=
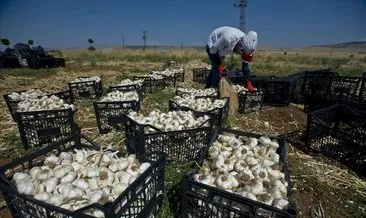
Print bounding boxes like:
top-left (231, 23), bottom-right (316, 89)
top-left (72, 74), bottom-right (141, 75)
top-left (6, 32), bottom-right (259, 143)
top-left (68, 77), bottom-right (103, 99)
top-left (133, 76), bottom-right (166, 94)
top-left (193, 68), bottom-right (210, 84)
top-left (0, 134), bottom-right (166, 218)
top-left (3, 90), bottom-right (72, 121)
top-left (358, 72), bottom-right (366, 103)
top-left (250, 75), bottom-right (276, 89)
top-left (328, 76), bottom-right (361, 101)
top-left (176, 70), bottom-right (185, 82)
top-left (286, 72), bottom-right (306, 104)
top-left (15, 108), bottom-right (77, 149)
top-left (124, 114), bottom-right (213, 163)
top-left (94, 98), bottom-right (141, 134)
top-left (181, 128), bottom-right (297, 218)
top-left (168, 97), bottom-right (230, 128)
top-left (263, 78), bottom-right (294, 106)
top-left (306, 105), bottom-right (366, 176)
top-left (238, 89), bottom-right (265, 113)
top-left (304, 95), bottom-right (335, 113)
top-left (227, 71), bottom-right (245, 84)
top-left (302, 71), bottom-right (337, 98)
top-left (175, 86), bottom-right (219, 98)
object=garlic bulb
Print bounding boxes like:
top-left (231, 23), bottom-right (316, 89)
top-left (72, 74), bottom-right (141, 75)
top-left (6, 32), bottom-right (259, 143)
top-left (172, 96), bottom-right (226, 112)
top-left (11, 148), bottom-right (152, 214)
top-left (177, 87), bottom-right (218, 97)
top-left (128, 110), bottom-right (210, 133)
top-left (8, 89), bottom-right (46, 101)
top-left (151, 68), bottom-right (183, 77)
top-left (194, 133), bottom-right (290, 210)
top-left (70, 76), bottom-right (101, 83)
top-left (17, 95), bottom-right (75, 112)
top-left (115, 79), bottom-right (144, 87)
top-left (98, 91), bottom-right (139, 102)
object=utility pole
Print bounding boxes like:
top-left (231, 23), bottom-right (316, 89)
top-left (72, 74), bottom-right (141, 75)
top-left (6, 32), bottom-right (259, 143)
top-left (142, 30), bottom-right (147, 51)
top-left (122, 34), bottom-right (125, 48)
top-left (234, 0), bottom-right (248, 32)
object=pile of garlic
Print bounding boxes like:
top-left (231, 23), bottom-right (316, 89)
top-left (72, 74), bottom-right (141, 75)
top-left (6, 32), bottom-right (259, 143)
top-left (177, 87), bottom-right (218, 97)
top-left (8, 89), bottom-right (46, 102)
top-left (128, 110), bottom-right (210, 132)
top-left (136, 74), bottom-right (164, 80)
top-left (194, 134), bottom-right (290, 210)
top-left (233, 85), bottom-right (249, 93)
top-left (71, 76), bottom-right (101, 83)
top-left (17, 95), bottom-right (75, 112)
top-left (12, 150), bottom-right (151, 217)
top-left (99, 91), bottom-right (139, 102)
top-left (151, 68), bottom-right (184, 77)
top-left (116, 79), bottom-right (144, 87)
top-left (172, 96), bottom-right (226, 112)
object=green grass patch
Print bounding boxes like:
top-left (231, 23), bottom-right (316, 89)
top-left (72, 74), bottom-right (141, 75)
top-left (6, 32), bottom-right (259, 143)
top-left (3, 68), bottom-right (58, 78)
top-left (158, 162), bottom-right (193, 218)
top-left (142, 88), bottom-right (175, 113)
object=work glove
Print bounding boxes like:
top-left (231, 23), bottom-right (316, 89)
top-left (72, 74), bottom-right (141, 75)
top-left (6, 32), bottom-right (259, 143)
top-left (242, 52), bottom-right (254, 62)
top-left (246, 81), bottom-right (256, 93)
top-left (218, 65), bottom-right (227, 79)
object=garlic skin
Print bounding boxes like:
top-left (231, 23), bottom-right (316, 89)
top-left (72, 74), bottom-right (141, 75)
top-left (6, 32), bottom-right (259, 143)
top-left (16, 180), bottom-right (35, 195)
top-left (274, 198), bottom-right (289, 209)
top-left (61, 172), bottom-right (77, 184)
top-left (112, 183), bottom-right (128, 196)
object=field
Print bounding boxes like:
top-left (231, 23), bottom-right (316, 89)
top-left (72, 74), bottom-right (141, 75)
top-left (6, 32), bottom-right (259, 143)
top-left (0, 48), bottom-right (365, 217)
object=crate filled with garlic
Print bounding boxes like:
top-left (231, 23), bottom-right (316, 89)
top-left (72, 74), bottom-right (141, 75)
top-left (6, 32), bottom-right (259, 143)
top-left (181, 128), bottom-right (297, 218)
top-left (233, 84), bottom-right (265, 114)
top-left (124, 110), bottom-right (214, 163)
top-left (133, 74), bottom-right (166, 94)
top-left (151, 68), bottom-right (185, 86)
top-left (94, 90), bottom-right (141, 134)
top-left (3, 89), bottom-right (73, 121)
top-left (0, 134), bottom-right (166, 218)
top-left (175, 86), bottom-right (219, 98)
top-left (15, 94), bottom-right (77, 149)
top-left (68, 76), bottom-right (103, 99)
top-left (169, 96), bottom-right (229, 128)
top-left (108, 79), bottom-right (145, 98)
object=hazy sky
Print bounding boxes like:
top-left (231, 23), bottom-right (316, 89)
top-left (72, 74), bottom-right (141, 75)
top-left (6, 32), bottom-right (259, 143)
top-left (0, 0), bottom-right (365, 49)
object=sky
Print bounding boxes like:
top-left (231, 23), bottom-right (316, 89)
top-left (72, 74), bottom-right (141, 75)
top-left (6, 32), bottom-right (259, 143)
top-left (0, 0), bottom-right (365, 49)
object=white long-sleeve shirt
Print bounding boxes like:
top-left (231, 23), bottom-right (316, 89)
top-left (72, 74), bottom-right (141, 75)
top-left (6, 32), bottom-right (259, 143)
top-left (207, 26), bottom-right (245, 57)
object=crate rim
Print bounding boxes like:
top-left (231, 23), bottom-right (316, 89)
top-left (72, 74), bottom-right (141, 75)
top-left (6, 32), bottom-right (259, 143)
top-left (183, 127), bottom-right (297, 217)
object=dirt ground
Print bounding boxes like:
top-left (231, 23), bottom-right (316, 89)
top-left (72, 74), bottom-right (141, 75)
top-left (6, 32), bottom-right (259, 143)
top-left (0, 61), bottom-right (365, 218)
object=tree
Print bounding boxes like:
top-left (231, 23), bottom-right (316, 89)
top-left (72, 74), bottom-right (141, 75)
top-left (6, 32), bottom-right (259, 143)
top-left (88, 38), bottom-right (95, 51)
top-left (1, 38), bottom-right (10, 47)
top-left (142, 30), bottom-right (147, 51)
top-left (27, 40), bottom-right (34, 45)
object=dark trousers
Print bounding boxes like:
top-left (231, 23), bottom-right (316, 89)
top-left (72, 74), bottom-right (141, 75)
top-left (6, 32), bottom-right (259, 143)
top-left (205, 45), bottom-right (223, 88)
top-left (205, 45), bottom-right (252, 88)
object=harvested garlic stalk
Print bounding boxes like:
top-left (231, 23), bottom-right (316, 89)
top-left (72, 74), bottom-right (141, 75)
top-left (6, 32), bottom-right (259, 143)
top-left (193, 133), bottom-right (290, 210)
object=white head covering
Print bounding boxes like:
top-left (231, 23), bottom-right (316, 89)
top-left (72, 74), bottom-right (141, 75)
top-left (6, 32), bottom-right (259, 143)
top-left (241, 31), bottom-right (258, 54)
